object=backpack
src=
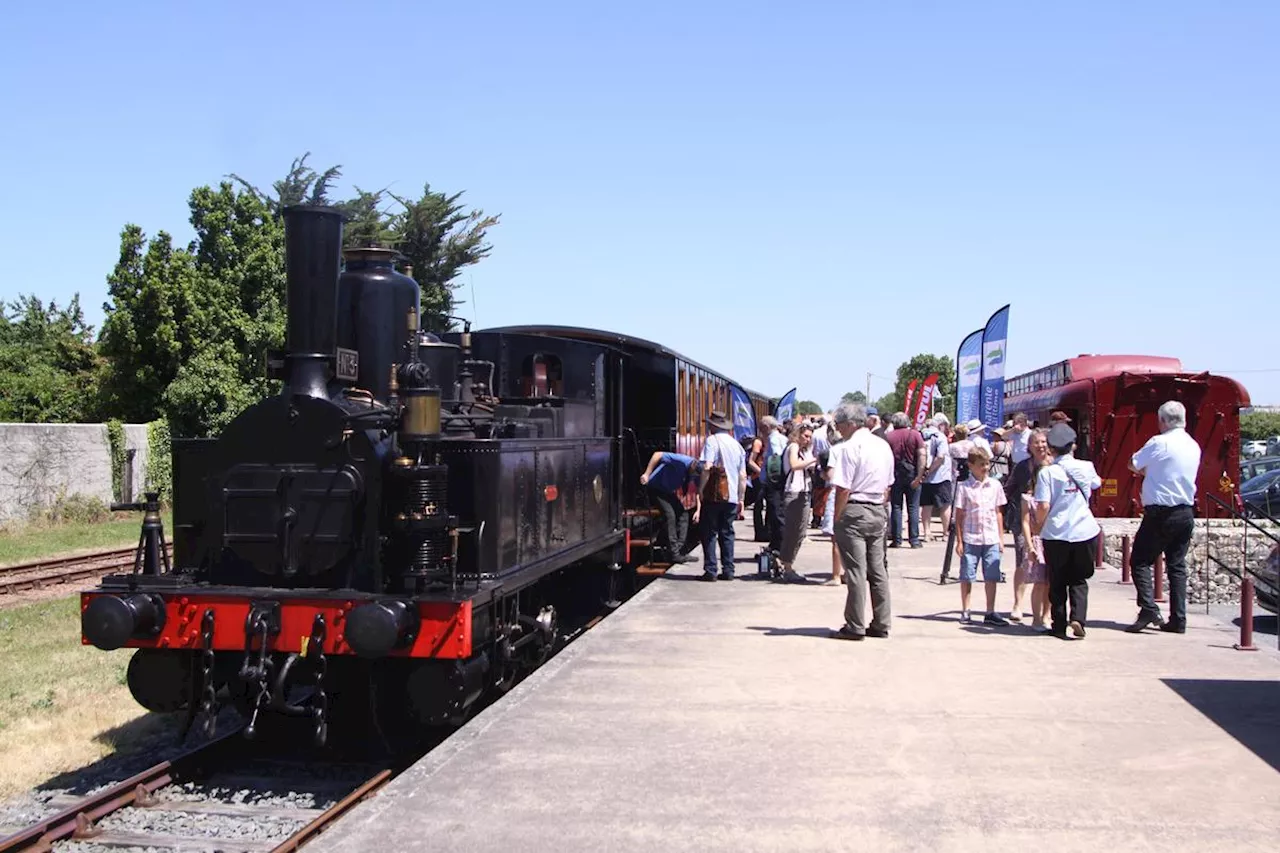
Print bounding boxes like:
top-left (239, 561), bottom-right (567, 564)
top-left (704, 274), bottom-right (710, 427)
top-left (765, 448), bottom-right (785, 488)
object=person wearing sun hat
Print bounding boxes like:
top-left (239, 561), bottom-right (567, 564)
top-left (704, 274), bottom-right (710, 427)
top-left (966, 418), bottom-right (993, 455)
top-left (696, 411), bottom-right (748, 581)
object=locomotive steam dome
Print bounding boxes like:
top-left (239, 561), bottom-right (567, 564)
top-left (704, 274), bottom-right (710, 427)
top-left (418, 331), bottom-right (460, 401)
top-left (338, 247), bottom-right (420, 400)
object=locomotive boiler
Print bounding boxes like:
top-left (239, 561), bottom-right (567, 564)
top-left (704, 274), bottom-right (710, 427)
top-left (80, 205), bottom-right (630, 746)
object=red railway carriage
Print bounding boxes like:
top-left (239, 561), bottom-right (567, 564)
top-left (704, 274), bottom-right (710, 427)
top-left (1003, 355), bottom-right (1250, 518)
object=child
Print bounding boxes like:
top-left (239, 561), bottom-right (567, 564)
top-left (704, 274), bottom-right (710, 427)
top-left (1020, 460), bottom-right (1051, 630)
top-left (953, 447), bottom-right (1009, 625)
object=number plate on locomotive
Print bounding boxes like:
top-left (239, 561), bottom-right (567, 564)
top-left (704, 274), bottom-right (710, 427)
top-left (336, 347), bottom-right (359, 382)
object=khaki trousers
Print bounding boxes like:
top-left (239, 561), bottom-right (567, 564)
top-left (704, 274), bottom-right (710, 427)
top-left (834, 501), bottom-right (891, 634)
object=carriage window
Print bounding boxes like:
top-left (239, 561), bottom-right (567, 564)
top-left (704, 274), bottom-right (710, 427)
top-left (696, 373), bottom-right (706, 438)
top-left (678, 367), bottom-right (688, 435)
top-left (521, 353), bottom-right (563, 397)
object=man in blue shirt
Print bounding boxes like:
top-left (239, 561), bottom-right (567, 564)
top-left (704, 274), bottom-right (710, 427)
top-left (640, 449), bottom-right (704, 564)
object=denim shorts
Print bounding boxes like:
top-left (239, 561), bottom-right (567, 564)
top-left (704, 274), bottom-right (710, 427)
top-left (961, 543), bottom-right (1002, 583)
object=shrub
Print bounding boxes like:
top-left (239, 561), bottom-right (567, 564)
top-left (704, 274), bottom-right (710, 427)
top-left (145, 418), bottom-right (173, 505)
top-left (30, 491), bottom-right (112, 525)
top-left (105, 419), bottom-right (125, 502)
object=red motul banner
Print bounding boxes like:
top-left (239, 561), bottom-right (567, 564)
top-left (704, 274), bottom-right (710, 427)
top-left (903, 379), bottom-right (918, 420)
top-left (913, 373), bottom-right (939, 429)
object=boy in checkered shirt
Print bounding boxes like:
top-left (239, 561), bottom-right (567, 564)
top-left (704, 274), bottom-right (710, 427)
top-left (953, 446), bottom-right (1010, 626)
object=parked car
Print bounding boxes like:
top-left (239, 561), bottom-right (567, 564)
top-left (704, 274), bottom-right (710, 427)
top-left (1242, 439), bottom-right (1269, 459)
top-left (1255, 542), bottom-right (1278, 615)
top-left (1268, 436), bottom-right (1280, 456)
top-left (1239, 455), bottom-right (1280, 484)
top-left (1240, 468), bottom-right (1280, 519)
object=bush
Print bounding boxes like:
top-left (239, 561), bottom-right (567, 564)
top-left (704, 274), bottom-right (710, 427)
top-left (145, 418), bottom-right (173, 505)
top-left (30, 491), bottom-right (112, 526)
top-left (1241, 411), bottom-right (1280, 442)
top-left (105, 419), bottom-right (125, 502)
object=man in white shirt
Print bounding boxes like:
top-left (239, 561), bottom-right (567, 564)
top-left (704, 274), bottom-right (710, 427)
top-left (1034, 423), bottom-right (1102, 640)
top-left (1125, 400), bottom-right (1202, 634)
top-left (920, 417), bottom-right (953, 541)
top-left (697, 411), bottom-right (748, 581)
top-left (1007, 412), bottom-right (1032, 465)
top-left (826, 402), bottom-right (895, 641)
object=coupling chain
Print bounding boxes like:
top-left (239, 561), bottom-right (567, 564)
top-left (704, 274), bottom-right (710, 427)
top-left (199, 609), bottom-right (217, 737)
top-left (308, 613), bottom-right (328, 746)
top-left (243, 615), bottom-right (272, 740)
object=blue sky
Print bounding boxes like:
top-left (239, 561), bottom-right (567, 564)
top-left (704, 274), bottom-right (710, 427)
top-left (1, 0), bottom-right (1276, 407)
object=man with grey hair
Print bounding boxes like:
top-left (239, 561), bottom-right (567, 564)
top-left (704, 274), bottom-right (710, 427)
top-left (1125, 400), bottom-right (1201, 634)
top-left (826, 402), bottom-right (895, 640)
top-left (885, 411), bottom-right (927, 548)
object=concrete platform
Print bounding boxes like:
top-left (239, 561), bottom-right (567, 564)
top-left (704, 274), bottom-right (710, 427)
top-left (311, 521), bottom-right (1280, 853)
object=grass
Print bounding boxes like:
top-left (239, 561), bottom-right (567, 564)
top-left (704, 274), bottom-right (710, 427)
top-left (0, 595), bottom-right (173, 798)
top-left (0, 512), bottom-right (173, 567)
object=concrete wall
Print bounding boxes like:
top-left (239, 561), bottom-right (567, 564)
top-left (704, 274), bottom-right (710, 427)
top-left (1097, 517), bottom-right (1279, 606)
top-left (0, 423), bottom-right (151, 525)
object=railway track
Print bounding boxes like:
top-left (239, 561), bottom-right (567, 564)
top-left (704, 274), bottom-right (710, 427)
top-left (0, 727), bottom-right (394, 853)
top-left (0, 546), bottom-right (171, 596)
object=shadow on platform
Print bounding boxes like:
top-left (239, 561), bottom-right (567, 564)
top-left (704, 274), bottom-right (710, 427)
top-left (745, 625), bottom-right (834, 638)
top-left (1232, 613), bottom-right (1278, 638)
top-left (1161, 678), bottom-right (1280, 772)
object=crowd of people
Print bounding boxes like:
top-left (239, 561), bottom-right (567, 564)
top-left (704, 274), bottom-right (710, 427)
top-left (641, 397), bottom-right (1204, 643)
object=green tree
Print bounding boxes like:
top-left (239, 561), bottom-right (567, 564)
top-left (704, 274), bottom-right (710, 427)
top-left (387, 185), bottom-right (499, 331)
top-left (186, 182), bottom-right (285, 404)
top-left (0, 295), bottom-right (101, 422)
top-left (230, 152), bottom-right (341, 216)
top-left (338, 187), bottom-right (395, 248)
top-left (894, 353), bottom-right (956, 422)
top-left (234, 156), bottom-right (500, 331)
top-left (99, 156), bottom-right (501, 437)
top-left (795, 399), bottom-right (822, 416)
top-left (97, 227), bottom-right (200, 422)
top-left (840, 391), bottom-right (867, 405)
top-left (873, 392), bottom-right (902, 416)
top-left (1241, 411), bottom-right (1280, 442)
top-left (99, 184), bottom-right (282, 434)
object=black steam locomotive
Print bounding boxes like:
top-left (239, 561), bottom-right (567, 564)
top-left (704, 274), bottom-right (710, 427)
top-left (80, 205), bottom-right (775, 746)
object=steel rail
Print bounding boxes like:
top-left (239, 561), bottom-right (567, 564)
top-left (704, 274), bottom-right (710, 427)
top-left (0, 544), bottom-right (173, 595)
top-left (0, 728), bottom-right (240, 853)
top-left (268, 768), bottom-right (394, 853)
top-left (0, 547), bottom-right (139, 576)
top-left (0, 725), bottom-right (393, 853)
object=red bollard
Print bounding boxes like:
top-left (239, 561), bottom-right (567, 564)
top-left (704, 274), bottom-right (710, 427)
top-left (1154, 554), bottom-right (1166, 602)
top-left (1120, 534), bottom-right (1131, 584)
top-left (1235, 578), bottom-right (1258, 651)
top-left (1095, 532), bottom-right (1104, 569)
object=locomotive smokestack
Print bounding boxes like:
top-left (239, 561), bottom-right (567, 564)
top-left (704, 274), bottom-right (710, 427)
top-left (282, 205), bottom-right (346, 398)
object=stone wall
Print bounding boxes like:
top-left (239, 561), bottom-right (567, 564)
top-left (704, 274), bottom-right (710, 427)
top-left (0, 423), bottom-right (151, 526)
top-left (1096, 517), bottom-right (1279, 606)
